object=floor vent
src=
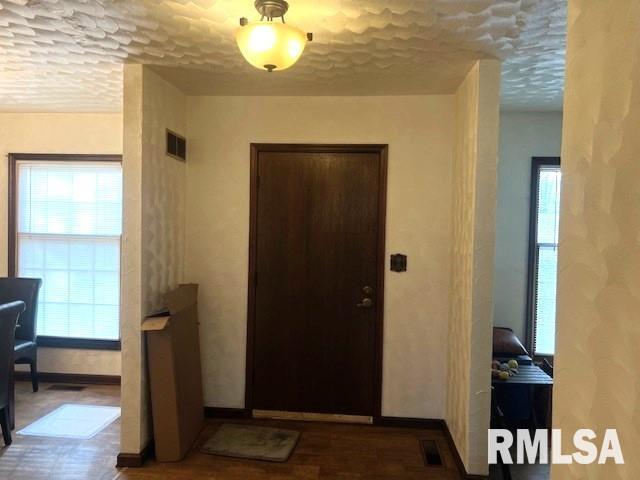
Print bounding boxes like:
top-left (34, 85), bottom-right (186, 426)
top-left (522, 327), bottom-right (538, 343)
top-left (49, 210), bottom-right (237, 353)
top-left (420, 439), bottom-right (444, 467)
top-left (46, 384), bottom-right (86, 392)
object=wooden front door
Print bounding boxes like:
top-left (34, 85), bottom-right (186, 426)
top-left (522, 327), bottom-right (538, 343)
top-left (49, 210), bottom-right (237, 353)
top-left (247, 144), bottom-right (387, 417)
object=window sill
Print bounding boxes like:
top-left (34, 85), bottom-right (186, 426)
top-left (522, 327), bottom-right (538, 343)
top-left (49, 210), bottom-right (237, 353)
top-left (36, 336), bottom-right (121, 351)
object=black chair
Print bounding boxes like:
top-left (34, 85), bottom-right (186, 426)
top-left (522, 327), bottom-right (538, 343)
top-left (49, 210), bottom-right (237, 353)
top-left (540, 357), bottom-right (554, 378)
top-left (490, 386), bottom-right (513, 480)
top-left (0, 278), bottom-right (42, 393)
top-left (0, 301), bottom-right (25, 446)
top-left (537, 358), bottom-right (553, 429)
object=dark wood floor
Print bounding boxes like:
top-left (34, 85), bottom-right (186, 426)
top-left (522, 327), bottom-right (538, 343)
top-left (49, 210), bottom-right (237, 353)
top-left (1, 381), bottom-right (464, 479)
top-left (120, 419), bottom-right (462, 480)
top-left (0, 381), bottom-right (121, 480)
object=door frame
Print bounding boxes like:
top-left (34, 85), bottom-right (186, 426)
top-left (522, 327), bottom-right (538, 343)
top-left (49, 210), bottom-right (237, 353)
top-left (245, 143), bottom-right (388, 419)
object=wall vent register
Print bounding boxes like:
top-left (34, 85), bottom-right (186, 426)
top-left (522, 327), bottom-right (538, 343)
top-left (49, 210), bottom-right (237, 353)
top-left (166, 129), bottom-right (186, 161)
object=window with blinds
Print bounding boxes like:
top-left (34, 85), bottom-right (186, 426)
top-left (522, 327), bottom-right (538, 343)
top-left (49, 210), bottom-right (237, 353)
top-left (16, 161), bottom-right (122, 341)
top-left (530, 161), bottom-right (561, 356)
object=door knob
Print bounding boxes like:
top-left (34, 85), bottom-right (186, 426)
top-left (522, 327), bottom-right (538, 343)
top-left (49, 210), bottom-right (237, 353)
top-left (357, 298), bottom-right (373, 308)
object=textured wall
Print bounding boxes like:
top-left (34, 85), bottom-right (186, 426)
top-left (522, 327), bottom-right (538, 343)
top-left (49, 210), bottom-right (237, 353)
top-left (552, 1), bottom-right (640, 479)
top-left (494, 112), bottom-right (563, 339)
top-left (0, 112), bottom-right (122, 376)
top-left (120, 65), bottom-right (186, 454)
top-left (120, 64), bottom-right (146, 454)
top-left (184, 95), bottom-right (454, 418)
top-left (447, 68), bottom-right (477, 470)
top-left (446, 60), bottom-right (501, 476)
top-left (141, 69), bottom-right (186, 313)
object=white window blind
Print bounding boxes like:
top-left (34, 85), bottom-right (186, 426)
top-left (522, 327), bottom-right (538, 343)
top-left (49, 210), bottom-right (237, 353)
top-left (16, 161), bottom-right (122, 341)
top-left (533, 166), bottom-right (561, 355)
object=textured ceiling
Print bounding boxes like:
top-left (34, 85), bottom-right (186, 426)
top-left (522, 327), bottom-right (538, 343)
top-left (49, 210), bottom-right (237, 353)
top-left (0, 0), bottom-right (565, 112)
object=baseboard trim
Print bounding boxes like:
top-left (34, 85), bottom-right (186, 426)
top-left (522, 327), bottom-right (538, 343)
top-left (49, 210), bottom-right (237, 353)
top-left (441, 420), bottom-right (488, 480)
top-left (204, 407), bottom-right (251, 419)
top-left (14, 371), bottom-right (121, 385)
top-left (374, 416), bottom-right (444, 430)
top-left (116, 441), bottom-right (154, 468)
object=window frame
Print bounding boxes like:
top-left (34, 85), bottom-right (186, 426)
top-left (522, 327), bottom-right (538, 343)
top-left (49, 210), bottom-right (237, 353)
top-left (8, 153), bottom-right (123, 351)
top-left (526, 156), bottom-right (561, 358)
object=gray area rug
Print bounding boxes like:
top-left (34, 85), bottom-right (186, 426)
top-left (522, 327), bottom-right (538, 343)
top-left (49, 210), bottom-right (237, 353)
top-left (201, 424), bottom-right (300, 462)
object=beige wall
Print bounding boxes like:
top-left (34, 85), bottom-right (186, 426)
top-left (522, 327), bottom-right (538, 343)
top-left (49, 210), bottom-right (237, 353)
top-left (446, 60), bottom-right (501, 476)
top-left (141, 69), bottom-right (186, 315)
top-left (185, 95), bottom-right (455, 418)
top-left (552, 1), bottom-right (640, 478)
top-left (494, 111), bottom-right (562, 340)
top-left (120, 65), bottom-right (187, 454)
top-left (120, 64), bottom-right (146, 455)
top-left (0, 112), bottom-right (122, 376)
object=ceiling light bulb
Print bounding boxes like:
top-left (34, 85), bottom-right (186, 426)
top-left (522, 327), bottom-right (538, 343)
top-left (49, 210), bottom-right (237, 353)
top-left (236, 21), bottom-right (307, 72)
top-left (236, 0), bottom-right (312, 72)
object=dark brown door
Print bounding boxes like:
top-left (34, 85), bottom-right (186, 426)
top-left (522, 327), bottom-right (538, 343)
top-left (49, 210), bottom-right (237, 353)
top-left (248, 144), bottom-right (387, 417)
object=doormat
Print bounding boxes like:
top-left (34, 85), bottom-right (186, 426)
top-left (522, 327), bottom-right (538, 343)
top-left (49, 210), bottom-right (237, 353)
top-left (201, 424), bottom-right (300, 462)
top-left (17, 404), bottom-right (120, 439)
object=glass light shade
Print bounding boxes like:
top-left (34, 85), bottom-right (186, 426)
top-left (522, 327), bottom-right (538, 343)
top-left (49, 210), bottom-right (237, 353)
top-left (236, 21), bottom-right (307, 71)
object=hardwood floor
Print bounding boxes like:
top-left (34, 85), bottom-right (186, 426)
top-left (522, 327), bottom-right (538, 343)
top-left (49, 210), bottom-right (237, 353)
top-left (1, 381), bottom-right (463, 479)
top-left (119, 419), bottom-right (462, 480)
top-left (0, 381), bottom-right (121, 480)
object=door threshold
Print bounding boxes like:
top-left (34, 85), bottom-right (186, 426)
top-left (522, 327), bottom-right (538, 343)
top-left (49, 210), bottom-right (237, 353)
top-left (252, 409), bottom-right (373, 424)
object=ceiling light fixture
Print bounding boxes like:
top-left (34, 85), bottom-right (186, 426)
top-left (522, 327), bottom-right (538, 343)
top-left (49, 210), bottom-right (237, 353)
top-left (236, 0), bottom-right (313, 72)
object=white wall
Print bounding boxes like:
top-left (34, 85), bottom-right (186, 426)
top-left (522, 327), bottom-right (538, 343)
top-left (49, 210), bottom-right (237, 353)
top-left (446, 60), bottom-right (501, 476)
top-left (494, 111), bottom-right (562, 340)
top-left (120, 65), bottom-right (146, 454)
top-left (185, 95), bottom-right (454, 419)
top-left (120, 65), bottom-right (187, 454)
top-left (553, 1), bottom-right (640, 478)
top-left (0, 113), bottom-right (122, 376)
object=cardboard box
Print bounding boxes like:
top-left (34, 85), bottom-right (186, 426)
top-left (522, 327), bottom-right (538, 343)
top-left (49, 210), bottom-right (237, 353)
top-left (142, 284), bottom-right (204, 462)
